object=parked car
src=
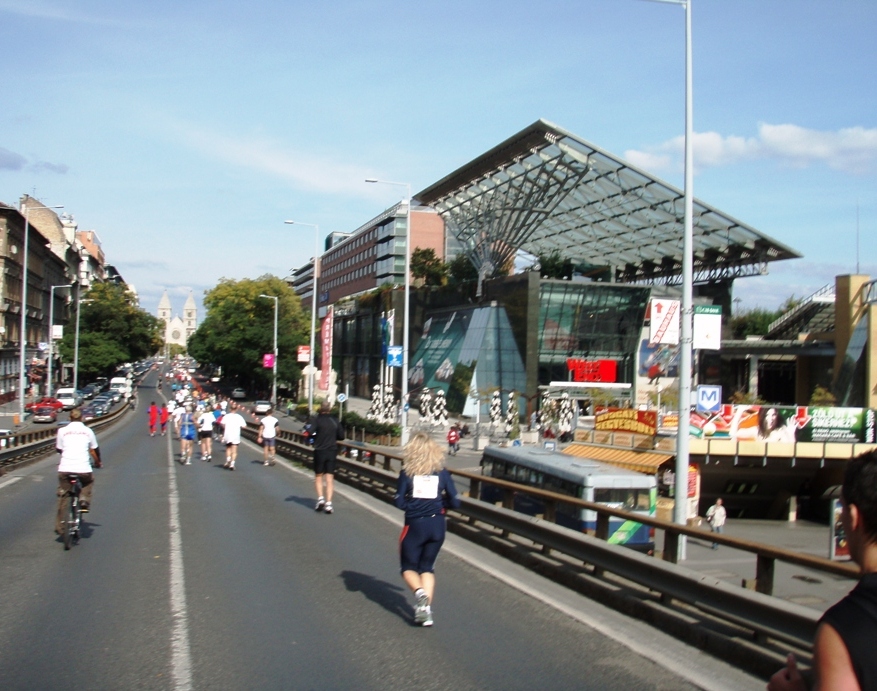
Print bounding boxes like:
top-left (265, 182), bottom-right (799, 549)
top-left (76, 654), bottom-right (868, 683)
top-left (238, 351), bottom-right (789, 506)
top-left (32, 405), bottom-right (58, 423)
top-left (80, 384), bottom-right (99, 399)
top-left (231, 387), bottom-right (247, 400)
top-left (89, 400), bottom-right (111, 417)
top-left (25, 397), bottom-right (65, 412)
top-left (253, 400), bottom-right (272, 415)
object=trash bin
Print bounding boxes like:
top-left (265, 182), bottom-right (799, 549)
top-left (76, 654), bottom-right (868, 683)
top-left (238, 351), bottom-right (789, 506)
top-left (13, 414), bottom-right (19, 426)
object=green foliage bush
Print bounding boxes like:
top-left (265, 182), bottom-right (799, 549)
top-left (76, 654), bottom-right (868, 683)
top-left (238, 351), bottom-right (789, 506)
top-left (341, 411), bottom-right (400, 436)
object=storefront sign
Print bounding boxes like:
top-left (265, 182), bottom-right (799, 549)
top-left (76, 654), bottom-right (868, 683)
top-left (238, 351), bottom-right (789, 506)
top-left (566, 358), bottom-right (617, 383)
top-left (595, 408), bottom-right (657, 435)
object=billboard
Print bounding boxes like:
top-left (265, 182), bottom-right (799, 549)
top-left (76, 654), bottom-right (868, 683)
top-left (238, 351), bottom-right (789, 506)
top-left (595, 409), bottom-right (658, 436)
top-left (689, 405), bottom-right (876, 443)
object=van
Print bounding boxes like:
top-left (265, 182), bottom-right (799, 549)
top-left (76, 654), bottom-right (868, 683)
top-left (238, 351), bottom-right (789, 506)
top-left (109, 376), bottom-right (131, 397)
top-left (55, 387), bottom-right (81, 410)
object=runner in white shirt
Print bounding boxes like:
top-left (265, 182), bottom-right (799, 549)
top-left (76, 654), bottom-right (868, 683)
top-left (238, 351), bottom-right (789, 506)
top-left (258, 409), bottom-right (280, 466)
top-left (55, 409), bottom-right (102, 535)
top-left (197, 409), bottom-right (215, 461)
top-left (220, 402), bottom-right (248, 471)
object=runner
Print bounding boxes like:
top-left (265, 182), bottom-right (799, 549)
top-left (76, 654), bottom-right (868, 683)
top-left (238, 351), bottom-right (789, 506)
top-left (176, 404), bottom-right (196, 465)
top-left (147, 401), bottom-right (159, 437)
top-left (160, 403), bottom-right (170, 436)
top-left (197, 406), bottom-right (215, 461)
top-left (257, 407), bottom-right (280, 466)
top-left (220, 402), bottom-right (247, 471)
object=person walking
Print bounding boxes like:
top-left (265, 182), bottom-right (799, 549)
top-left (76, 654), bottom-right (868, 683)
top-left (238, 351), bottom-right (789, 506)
top-left (706, 498), bottom-right (727, 549)
top-left (160, 403), bottom-right (169, 436)
top-left (446, 424), bottom-right (460, 456)
top-left (394, 432), bottom-right (461, 627)
top-left (312, 400), bottom-right (344, 514)
top-left (147, 401), bottom-right (159, 437)
top-left (768, 450), bottom-right (877, 690)
top-left (258, 407), bottom-right (280, 466)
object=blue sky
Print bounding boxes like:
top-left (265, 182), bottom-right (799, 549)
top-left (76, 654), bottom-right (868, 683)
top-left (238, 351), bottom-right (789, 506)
top-left (1, 0), bottom-right (874, 320)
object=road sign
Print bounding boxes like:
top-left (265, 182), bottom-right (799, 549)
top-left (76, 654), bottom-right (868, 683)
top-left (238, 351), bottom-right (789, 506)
top-left (696, 385), bottom-right (722, 414)
top-left (337, 393), bottom-right (347, 403)
top-left (297, 345), bottom-right (310, 363)
top-left (387, 345), bottom-right (403, 368)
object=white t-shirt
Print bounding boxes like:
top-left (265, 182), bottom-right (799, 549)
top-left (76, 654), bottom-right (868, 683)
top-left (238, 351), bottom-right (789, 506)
top-left (222, 412), bottom-right (247, 444)
top-left (56, 422), bottom-right (99, 474)
top-left (260, 415), bottom-right (279, 439)
top-left (198, 412), bottom-right (215, 432)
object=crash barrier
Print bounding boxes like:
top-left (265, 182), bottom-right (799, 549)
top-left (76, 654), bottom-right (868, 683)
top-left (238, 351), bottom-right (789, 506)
top-left (0, 402), bottom-right (132, 472)
top-left (242, 424), bottom-right (859, 677)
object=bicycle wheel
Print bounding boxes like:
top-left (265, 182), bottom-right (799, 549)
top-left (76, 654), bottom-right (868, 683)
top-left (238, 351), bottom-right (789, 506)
top-left (63, 496), bottom-right (76, 550)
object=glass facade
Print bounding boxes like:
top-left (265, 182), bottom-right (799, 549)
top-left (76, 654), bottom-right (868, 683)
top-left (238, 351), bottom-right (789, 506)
top-left (538, 281), bottom-right (650, 385)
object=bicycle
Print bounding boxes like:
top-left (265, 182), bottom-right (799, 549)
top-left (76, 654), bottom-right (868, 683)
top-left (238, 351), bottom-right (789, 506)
top-left (61, 474), bottom-right (83, 550)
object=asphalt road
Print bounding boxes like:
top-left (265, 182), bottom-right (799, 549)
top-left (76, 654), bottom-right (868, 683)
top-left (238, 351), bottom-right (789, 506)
top-left (0, 383), bottom-right (765, 690)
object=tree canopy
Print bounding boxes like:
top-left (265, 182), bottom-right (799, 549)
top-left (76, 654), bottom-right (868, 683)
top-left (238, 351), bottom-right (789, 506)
top-left (187, 275), bottom-right (308, 394)
top-left (410, 248), bottom-right (448, 287)
top-left (58, 282), bottom-right (164, 381)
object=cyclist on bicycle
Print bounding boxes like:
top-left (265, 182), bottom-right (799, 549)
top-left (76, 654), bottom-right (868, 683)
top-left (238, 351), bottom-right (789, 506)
top-left (55, 408), bottom-right (101, 535)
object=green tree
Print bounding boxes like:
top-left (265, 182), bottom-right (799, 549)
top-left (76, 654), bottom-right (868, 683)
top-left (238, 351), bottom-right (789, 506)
top-left (729, 307), bottom-right (782, 339)
top-left (447, 254), bottom-right (478, 285)
top-left (410, 248), bottom-right (448, 287)
top-left (187, 275), bottom-right (308, 394)
top-left (537, 250), bottom-right (574, 280)
top-left (58, 282), bottom-right (164, 381)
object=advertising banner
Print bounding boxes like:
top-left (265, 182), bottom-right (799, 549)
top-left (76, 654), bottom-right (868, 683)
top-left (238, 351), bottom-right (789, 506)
top-left (297, 345), bottom-right (310, 363)
top-left (319, 306), bottom-right (333, 391)
top-left (693, 305), bottom-right (722, 350)
top-left (566, 358), bottom-right (617, 383)
top-left (262, 353), bottom-right (275, 368)
top-left (595, 408), bottom-right (658, 436)
top-left (648, 299), bottom-right (680, 345)
top-left (688, 404), bottom-right (876, 443)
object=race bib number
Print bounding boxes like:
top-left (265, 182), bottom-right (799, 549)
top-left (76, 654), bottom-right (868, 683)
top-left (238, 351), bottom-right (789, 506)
top-left (412, 475), bottom-right (439, 499)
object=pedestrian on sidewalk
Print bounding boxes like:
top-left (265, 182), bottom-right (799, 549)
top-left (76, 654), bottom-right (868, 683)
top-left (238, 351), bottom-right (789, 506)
top-left (446, 424), bottom-right (460, 456)
top-left (706, 498), bottom-right (726, 549)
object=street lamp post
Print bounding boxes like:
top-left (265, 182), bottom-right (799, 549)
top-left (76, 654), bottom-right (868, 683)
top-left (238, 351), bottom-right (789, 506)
top-left (285, 220), bottom-right (320, 415)
top-left (73, 289), bottom-right (89, 392)
top-left (647, 0), bottom-right (694, 554)
top-left (18, 203), bottom-right (63, 418)
top-left (365, 178), bottom-right (412, 446)
top-left (46, 283), bottom-right (73, 398)
top-left (258, 293), bottom-right (279, 406)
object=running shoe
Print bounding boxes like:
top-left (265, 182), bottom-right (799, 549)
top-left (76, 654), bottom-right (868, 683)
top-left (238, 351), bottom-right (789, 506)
top-left (315, 497), bottom-right (326, 512)
top-left (79, 502), bottom-right (90, 514)
top-left (422, 608), bottom-right (434, 627)
top-left (414, 592), bottom-right (430, 625)
top-left (323, 502), bottom-right (333, 514)
top-left (264, 460), bottom-right (270, 466)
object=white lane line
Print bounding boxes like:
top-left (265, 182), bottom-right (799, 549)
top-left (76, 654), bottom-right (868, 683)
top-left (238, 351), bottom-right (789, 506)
top-left (0, 476), bottom-right (23, 491)
top-left (166, 433), bottom-right (193, 690)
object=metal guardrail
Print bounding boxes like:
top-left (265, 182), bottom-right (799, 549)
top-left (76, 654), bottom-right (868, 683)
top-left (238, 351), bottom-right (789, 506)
top-left (0, 402), bottom-right (131, 472)
top-left (239, 427), bottom-right (852, 650)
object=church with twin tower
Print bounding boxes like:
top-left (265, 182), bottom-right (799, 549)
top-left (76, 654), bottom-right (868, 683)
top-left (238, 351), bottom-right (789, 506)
top-left (157, 291), bottom-right (197, 348)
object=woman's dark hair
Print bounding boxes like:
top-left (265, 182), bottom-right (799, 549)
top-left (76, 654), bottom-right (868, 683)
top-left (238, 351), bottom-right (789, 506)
top-left (843, 450), bottom-right (877, 544)
top-left (757, 407), bottom-right (784, 436)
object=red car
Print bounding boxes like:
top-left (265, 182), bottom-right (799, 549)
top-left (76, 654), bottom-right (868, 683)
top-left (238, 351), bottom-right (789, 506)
top-left (25, 397), bottom-right (65, 412)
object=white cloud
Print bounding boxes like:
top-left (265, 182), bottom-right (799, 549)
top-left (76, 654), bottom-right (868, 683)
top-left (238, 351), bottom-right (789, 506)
top-left (624, 123), bottom-right (877, 175)
top-left (0, 0), bottom-right (132, 26)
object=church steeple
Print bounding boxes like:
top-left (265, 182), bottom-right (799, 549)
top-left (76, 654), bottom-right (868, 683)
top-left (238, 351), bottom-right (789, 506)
top-left (157, 291), bottom-right (172, 324)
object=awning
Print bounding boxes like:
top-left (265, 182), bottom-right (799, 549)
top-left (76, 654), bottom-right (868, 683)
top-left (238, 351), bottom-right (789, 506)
top-left (563, 443), bottom-right (672, 475)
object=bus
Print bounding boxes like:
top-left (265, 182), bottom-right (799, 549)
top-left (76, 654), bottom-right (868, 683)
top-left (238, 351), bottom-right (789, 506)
top-left (479, 446), bottom-right (656, 552)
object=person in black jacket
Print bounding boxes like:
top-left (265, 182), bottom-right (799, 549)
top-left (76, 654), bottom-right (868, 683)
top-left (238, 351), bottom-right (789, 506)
top-left (769, 449), bottom-right (877, 690)
top-left (394, 431), bottom-right (461, 627)
top-left (311, 400), bottom-right (343, 514)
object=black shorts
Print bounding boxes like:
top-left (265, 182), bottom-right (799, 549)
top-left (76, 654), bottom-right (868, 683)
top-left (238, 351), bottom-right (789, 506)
top-left (199, 430), bottom-right (212, 439)
top-left (313, 448), bottom-right (337, 475)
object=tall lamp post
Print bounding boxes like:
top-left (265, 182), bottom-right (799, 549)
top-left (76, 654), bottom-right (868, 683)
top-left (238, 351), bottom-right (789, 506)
top-left (285, 220), bottom-right (320, 414)
top-left (648, 0), bottom-right (694, 555)
top-left (46, 283), bottom-right (73, 398)
top-left (365, 178), bottom-right (412, 446)
top-left (73, 290), bottom-right (91, 392)
top-left (18, 203), bottom-right (63, 418)
top-left (258, 293), bottom-right (279, 406)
